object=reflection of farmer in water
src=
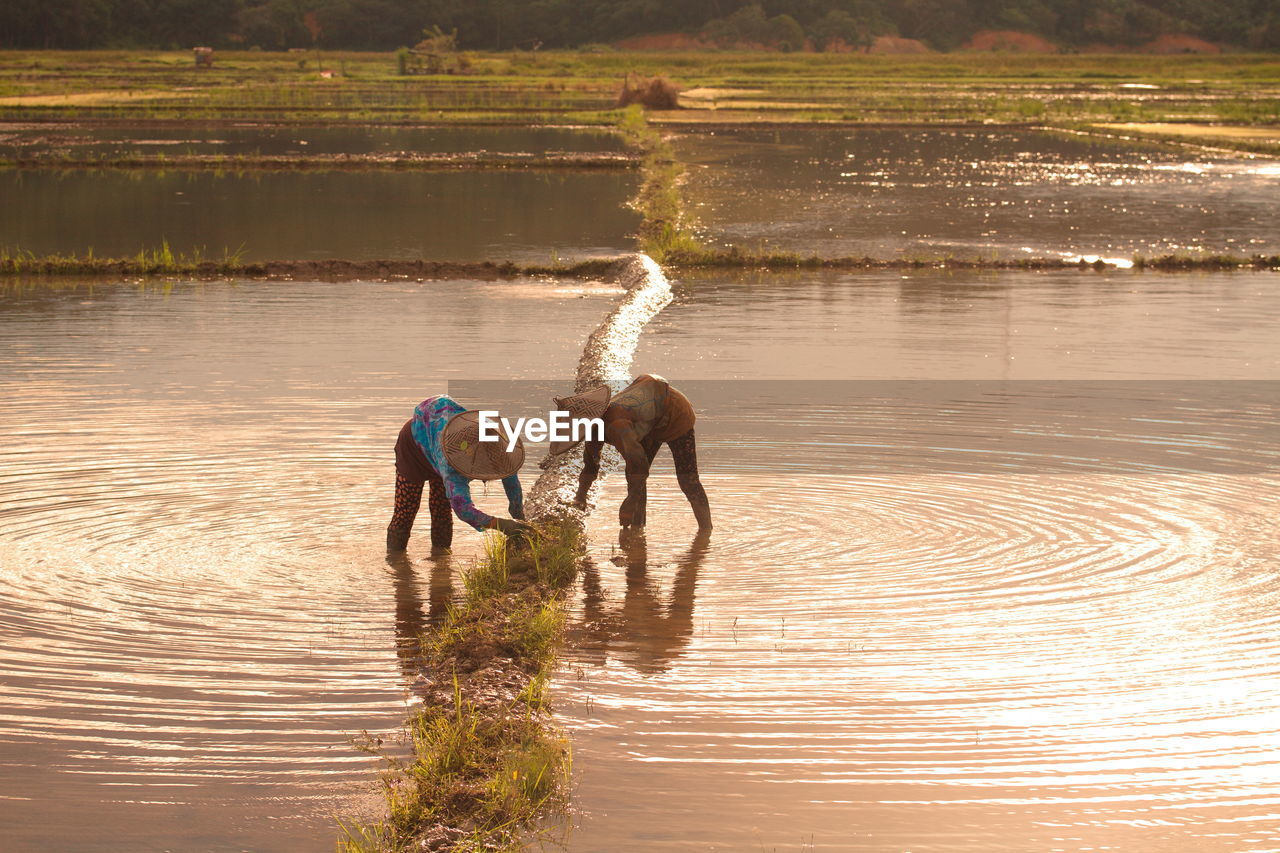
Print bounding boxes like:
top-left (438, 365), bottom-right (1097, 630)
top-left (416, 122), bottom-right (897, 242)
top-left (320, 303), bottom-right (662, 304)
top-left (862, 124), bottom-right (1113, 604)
top-left (386, 550), bottom-right (454, 681)
top-left (552, 374), bottom-right (712, 531)
top-left (572, 529), bottom-right (710, 674)
top-left (386, 395), bottom-right (533, 553)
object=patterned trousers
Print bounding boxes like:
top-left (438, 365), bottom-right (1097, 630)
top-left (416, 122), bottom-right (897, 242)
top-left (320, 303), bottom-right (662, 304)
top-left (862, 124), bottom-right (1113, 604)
top-left (388, 469), bottom-right (453, 549)
top-left (648, 428), bottom-right (711, 527)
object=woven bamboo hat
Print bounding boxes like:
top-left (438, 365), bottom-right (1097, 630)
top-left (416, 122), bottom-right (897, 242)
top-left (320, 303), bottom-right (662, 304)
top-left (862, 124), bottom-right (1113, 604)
top-left (441, 410), bottom-right (525, 481)
top-left (549, 385), bottom-right (612, 455)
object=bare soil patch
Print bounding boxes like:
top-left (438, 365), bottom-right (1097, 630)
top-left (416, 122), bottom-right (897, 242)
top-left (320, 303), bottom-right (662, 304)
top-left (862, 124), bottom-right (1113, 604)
top-left (1082, 122), bottom-right (1280, 156)
top-left (867, 36), bottom-right (934, 55)
top-left (0, 90), bottom-right (192, 107)
top-left (1095, 122), bottom-right (1280, 143)
top-left (1142, 34), bottom-right (1222, 54)
top-left (614, 32), bottom-right (711, 50)
top-left (963, 30), bottom-right (1059, 53)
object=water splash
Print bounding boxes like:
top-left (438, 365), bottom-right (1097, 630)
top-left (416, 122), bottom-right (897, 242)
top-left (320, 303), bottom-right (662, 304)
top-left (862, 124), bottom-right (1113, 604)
top-left (526, 253), bottom-right (673, 522)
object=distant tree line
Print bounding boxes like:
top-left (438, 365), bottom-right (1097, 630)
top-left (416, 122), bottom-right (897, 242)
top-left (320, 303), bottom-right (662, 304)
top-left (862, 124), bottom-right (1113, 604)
top-left (2, 0), bottom-right (1278, 51)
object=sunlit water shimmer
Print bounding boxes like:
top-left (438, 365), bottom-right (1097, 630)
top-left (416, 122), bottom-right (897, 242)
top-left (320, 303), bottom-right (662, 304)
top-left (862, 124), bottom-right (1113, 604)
top-left (5, 269), bottom-right (1280, 852)
top-left (676, 128), bottom-right (1280, 260)
top-left (559, 269), bottom-right (1280, 852)
top-left (0, 276), bottom-right (623, 852)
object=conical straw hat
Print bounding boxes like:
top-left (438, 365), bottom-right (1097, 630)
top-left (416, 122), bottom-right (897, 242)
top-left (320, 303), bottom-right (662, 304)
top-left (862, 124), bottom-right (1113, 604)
top-left (549, 385), bottom-right (611, 455)
top-left (441, 410), bottom-right (525, 481)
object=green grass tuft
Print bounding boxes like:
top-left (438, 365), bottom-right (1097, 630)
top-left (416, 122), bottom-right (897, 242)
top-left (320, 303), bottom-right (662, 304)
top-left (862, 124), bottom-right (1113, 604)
top-left (338, 522), bottom-right (582, 853)
top-left (617, 104), bottom-right (706, 262)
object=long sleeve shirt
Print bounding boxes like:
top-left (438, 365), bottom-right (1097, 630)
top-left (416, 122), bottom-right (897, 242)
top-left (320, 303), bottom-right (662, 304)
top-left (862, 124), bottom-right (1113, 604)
top-left (603, 374), bottom-right (696, 443)
top-left (409, 395), bottom-right (523, 531)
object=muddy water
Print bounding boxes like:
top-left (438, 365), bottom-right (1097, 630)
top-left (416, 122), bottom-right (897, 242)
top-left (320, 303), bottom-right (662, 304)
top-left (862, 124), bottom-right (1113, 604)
top-left (0, 168), bottom-right (639, 261)
top-left (676, 129), bottom-right (1280, 260)
top-left (0, 124), bottom-right (625, 157)
top-left (0, 276), bottom-right (624, 852)
top-left (560, 269), bottom-right (1280, 851)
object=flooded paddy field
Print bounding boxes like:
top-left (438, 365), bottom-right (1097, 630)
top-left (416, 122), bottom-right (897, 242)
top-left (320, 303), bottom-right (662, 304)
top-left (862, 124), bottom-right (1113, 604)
top-left (5, 109), bottom-right (1280, 853)
top-left (561, 268), bottom-right (1280, 851)
top-left (1, 168), bottom-right (639, 262)
top-left (0, 275), bottom-right (623, 852)
top-left (0, 123), bottom-right (626, 158)
top-left (676, 128), bottom-right (1280, 261)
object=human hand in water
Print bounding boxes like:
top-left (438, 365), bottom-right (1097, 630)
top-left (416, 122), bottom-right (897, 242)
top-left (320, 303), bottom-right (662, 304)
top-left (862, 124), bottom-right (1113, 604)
top-left (493, 517), bottom-right (535, 546)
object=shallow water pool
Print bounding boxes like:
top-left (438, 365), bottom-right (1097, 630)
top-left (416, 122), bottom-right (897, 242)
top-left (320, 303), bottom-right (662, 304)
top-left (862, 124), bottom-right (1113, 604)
top-left (0, 168), bottom-right (639, 262)
top-left (0, 275), bottom-right (622, 852)
top-left (676, 129), bottom-right (1280, 260)
top-left (560, 268), bottom-right (1280, 851)
top-left (0, 123), bottom-right (626, 157)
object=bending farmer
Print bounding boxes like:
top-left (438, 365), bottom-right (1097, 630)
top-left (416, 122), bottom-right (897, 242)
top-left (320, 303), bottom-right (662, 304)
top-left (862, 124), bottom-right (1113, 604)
top-left (387, 395), bottom-right (532, 553)
top-left (552, 374), bottom-right (712, 531)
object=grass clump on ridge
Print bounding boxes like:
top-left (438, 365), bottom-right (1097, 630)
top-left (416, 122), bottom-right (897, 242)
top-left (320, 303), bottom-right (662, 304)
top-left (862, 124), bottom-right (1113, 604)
top-left (338, 521), bottom-right (582, 853)
top-left (617, 104), bottom-right (705, 262)
top-left (0, 242), bottom-right (247, 276)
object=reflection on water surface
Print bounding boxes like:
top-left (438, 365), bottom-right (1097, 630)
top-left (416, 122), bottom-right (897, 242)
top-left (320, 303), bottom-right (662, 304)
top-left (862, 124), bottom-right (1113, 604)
top-left (0, 276), bottom-right (621, 852)
top-left (0, 123), bottom-right (625, 157)
top-left (677, 129), bottom-right (1280, 260)
top-left (560, 269), bottom-right (1280, 852)
top-left (4, 117), bottom-right (1280, 851)
top-left (1, 168), bottom-right (639, 262)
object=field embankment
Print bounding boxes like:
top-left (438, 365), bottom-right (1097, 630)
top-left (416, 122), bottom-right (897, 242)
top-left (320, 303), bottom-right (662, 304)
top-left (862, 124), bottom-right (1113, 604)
top-left (1079, 121), bottom-right (1280, 156)
top-left (4, 249), bottom-right (1278, 281)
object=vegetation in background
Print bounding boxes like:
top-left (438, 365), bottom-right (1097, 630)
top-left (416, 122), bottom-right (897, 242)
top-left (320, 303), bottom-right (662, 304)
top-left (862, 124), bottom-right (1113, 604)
top-left (399, 25), bottom-right (473, 75)
top-left (3, 0), bottom-right (1279, 52)
top-left (338, 524), bottom-right (582, 853)
top-left (1, 51), bottom-right (1276, 129)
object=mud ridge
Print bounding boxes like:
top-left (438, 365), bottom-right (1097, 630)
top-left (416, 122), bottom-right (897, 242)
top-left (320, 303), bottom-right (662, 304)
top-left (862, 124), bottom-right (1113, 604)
top-left (664, 252), bottom-right (1280, 272)
top-left (0, 257), bottom-right (617, 280)
top-left (7, 253), bottom-right (1276, 281)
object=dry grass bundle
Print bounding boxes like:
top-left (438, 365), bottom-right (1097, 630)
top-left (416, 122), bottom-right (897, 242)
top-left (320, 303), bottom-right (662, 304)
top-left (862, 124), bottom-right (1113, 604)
top-left (616, 73), bottom-right (682, 110)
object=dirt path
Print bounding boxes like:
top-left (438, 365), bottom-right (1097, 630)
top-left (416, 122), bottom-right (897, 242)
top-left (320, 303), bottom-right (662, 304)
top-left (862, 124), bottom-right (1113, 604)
top-left (0, 90), bottom-right (192, 107)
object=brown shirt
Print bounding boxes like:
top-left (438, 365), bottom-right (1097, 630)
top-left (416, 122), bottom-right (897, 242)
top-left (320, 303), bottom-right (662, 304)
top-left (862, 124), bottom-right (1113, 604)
top-left (603, 374), bottom-right (696, 445)
top-left (575, 375), bottom-right (707, 528)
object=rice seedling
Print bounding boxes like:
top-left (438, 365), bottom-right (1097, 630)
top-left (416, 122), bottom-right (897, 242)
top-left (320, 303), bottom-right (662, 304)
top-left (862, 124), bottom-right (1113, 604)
top-left (337, 521), bottom-right (582, 852)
